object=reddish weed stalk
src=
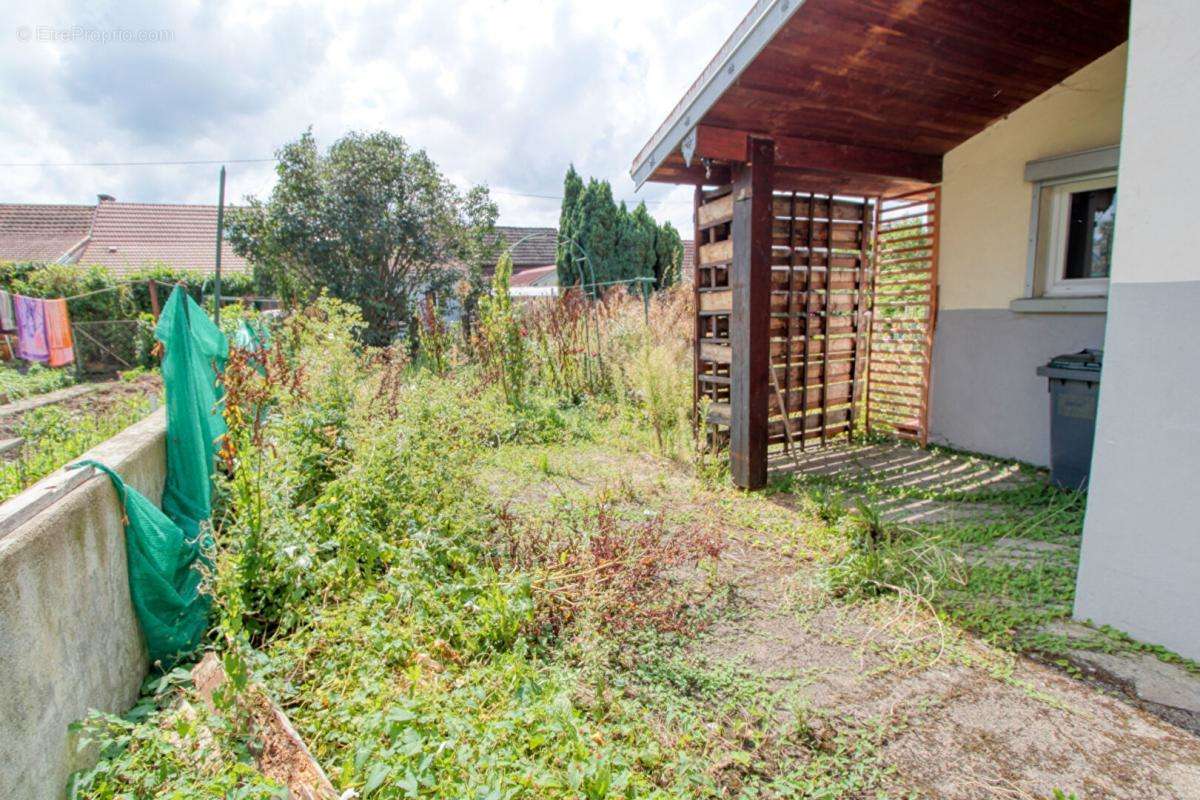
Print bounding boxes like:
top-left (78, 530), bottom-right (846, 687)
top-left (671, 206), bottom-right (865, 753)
top-left (492, 502), bottom-right (724, 637)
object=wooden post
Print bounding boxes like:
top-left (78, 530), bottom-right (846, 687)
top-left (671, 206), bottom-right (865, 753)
top-left (148, 279), bottom-right (160, 319)
top-left (692, 185), bottom-right (704, 437)
top-left (214, 165), bottom-right (226, 326)
top-left (729, 137), bottom-right (774, 489)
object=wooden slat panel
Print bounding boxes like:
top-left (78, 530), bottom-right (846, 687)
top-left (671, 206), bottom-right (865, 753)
top-left (772, 195), bottom-right (867, 221)
top-left (866, 187), bottom-right (938, 446)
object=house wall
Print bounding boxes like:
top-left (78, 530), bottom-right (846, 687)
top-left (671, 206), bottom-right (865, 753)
top-left (0, 410), bottom-right (165, 800)
top-left (929, 45), bottom-right (1127, 464)
top-left (1074, 0), bottom-right (1200, 662)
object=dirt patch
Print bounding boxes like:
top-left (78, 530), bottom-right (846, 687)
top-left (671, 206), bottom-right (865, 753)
top-left (192, 653), bottom-right (337, 800)
top-left (0, 374), bottom-right (160, 441)
top-left (700, 529), bottom-right (1200, 799)
top-left (479, 443), bottom-right (1200, 797)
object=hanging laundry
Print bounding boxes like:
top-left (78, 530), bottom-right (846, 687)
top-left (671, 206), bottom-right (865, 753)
top-left (45, 298), bottom-right (74, 367)
top-left (13, 295), bottom-right (49, 363)
top-left (0, 291), bottom-right (15, 333)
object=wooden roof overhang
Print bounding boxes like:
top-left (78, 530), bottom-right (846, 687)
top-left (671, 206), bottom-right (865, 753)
top-left (631, 0), bottom-right (1130, 195)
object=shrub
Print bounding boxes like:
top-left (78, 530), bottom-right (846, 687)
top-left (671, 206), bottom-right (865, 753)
top-left (475, 253), bottom-right (529, 407)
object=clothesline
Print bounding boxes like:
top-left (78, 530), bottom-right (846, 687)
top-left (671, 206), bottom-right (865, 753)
top-left (60, 278), bottom-right (182, 303)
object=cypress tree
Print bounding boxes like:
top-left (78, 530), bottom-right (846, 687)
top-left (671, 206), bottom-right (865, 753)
top-left (653, 221), bottom-right (684, 288)
top-left (571, 179), bottom-right (619, 293)
top-left (630, 203), bottom-right (660, 291)
top-left (556, 165), bottom-right (584, 287)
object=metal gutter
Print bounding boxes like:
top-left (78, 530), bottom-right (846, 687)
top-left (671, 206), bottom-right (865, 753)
top-left (630, 0), bottom-right (806, 189)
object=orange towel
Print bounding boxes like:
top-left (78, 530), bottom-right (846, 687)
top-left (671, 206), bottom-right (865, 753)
top-left (45, 298), bottom-right (74, 368)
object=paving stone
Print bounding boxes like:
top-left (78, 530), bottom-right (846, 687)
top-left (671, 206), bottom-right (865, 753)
top-left (961, 536), bottom-right (1074, 567)
top-left (1069, 650), bottom-right (1200, 714)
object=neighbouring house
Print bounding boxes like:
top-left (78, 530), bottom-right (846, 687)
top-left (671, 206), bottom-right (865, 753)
top-left (0, 194), bottom-right (249, 275)
top-left (483, 226), bottom-right (696, 287)
top-left (509, 264), bottom-right (559, 298)
top-left (485, 226), bottom-right (558, 276)
top-left (632, 0), bottom-right (1200, 659)
top-left (681, 240), bottom-right (696, 284)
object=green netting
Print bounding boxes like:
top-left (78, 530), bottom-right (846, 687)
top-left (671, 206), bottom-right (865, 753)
top-left (234, 318), bottom-right (271, 374)
top-left (71, 286), bottom-right (229, 668)
top-left (156, 286), bottom-right (229, 541)
top-left (71, 460), bottom-right (211, 666)
top-left (233, 318), bottom-right (271, 352)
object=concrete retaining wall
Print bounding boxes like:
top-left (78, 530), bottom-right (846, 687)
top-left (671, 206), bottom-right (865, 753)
top-left (0, 408), bottom-right (166, 800)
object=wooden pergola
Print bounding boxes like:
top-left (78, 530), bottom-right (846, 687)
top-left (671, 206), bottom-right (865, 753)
top-left (632, 0), bottom-right (1129, 489)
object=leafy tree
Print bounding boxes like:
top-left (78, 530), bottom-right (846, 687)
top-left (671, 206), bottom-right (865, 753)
top-left (556, 165), bottom-right (584, 287)
top-left (653, 222), bottom-right (684, 289)
top-left (228, 129), bottom-right (498, 345)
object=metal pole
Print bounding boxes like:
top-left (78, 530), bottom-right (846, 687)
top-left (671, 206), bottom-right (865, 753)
top-left (214, 165), bottom-right (226, 325)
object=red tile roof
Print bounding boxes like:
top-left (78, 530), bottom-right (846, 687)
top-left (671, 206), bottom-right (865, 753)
top-left (0, 204), bottom-right (93, 263)
top-left (491, 227), bottom-right (558, 267)
top-left (77, 201), bottom-right (249, 276)
top-left (510, 264), bottom-right (557, 287)
top-left (0, 199), bottom-right (250, 276)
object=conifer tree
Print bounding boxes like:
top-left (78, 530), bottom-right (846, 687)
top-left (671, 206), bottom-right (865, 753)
top-left (555, 165), bottom-right (584, 286)
top-left (570, 178), bottom-right (619, 292)
top-left (654, 221), bottom-right (684, 288)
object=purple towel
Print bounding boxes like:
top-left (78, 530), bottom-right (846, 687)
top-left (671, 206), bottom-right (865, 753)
top-left (14, 295), bottom-right (49, 363)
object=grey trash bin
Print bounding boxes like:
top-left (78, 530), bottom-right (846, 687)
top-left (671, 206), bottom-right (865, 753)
top-left (1037, 349), bottom-right (1102, 490)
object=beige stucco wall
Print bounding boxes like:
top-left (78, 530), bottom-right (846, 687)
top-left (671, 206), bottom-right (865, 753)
top-left (938, 44), bottom-right (1128, 311)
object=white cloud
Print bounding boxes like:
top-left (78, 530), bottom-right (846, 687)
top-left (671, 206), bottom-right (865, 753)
top-left (0, 0), bottom-right (737, 232)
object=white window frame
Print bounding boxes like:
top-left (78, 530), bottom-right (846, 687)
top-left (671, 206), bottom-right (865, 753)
top-left (1035, 173), bottom-right (1117, 297)
top-left (1016, 145), bottom-right (1120, 312)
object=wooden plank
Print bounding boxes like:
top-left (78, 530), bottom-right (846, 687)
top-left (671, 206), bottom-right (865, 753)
top-left (848, 197), bottom-right (871, 433)
top-left (820, 195), bottom-right (834, 446)
top-left (799, 192), bottom-right (816, 449)
top-left (698, 193), bottom-right (734, 229)
top-left (700, 342), bottom-right (732, 364)
top-left (920, 186), bottom-right (941, 446)
top-left (707, 402), bottom-right (731, 427)
top-left (700, 238), bottom-right (733, 266)
top-left (0, 464), bottom-right (96, 541)
top-left (784, 192), bottom-right (799, 445)
top-left (692, 185), bottom-right (704, 434)
top-left (699, 290), bottom-right (732, 313)
top-left (729, 137), bottom-right (774, 490)
top-left (771, 195), bottom-right (869, 222)
top-left (771, 220), bottom-right (862, 244)
top-left (0, 383), bottom-right (100, 418)
top-left (695, 125), bottom-right (943, 184)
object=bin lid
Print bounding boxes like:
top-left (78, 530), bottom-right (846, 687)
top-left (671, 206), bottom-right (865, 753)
top-left (1037, 348), bottom-right (1102, 381)
top-left (1047, 349), bottom-right (1102, 371)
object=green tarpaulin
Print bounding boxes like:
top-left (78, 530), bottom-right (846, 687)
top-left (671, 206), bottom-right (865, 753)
top-left (156, 286), bottom-right (229, 541)
top-left (74, 286), bottom-right (229, 668)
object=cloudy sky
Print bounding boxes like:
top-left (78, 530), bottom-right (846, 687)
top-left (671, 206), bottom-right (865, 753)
top-left (0, 0), bottom-right (738, 232)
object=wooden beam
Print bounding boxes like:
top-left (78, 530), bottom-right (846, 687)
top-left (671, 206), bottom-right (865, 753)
top-left (695, 125), bottom-right (942, 184)
top-left (729, 136), bottom-right (774, 490)
top-left (692, 185), bottom-right (703, 436)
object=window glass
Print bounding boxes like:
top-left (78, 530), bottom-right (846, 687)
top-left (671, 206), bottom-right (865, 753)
top-left (1064, 188), bottom-right (1116, 280)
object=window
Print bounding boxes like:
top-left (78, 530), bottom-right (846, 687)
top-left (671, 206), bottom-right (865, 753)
top-left (1034, 174), bottom-right (1117, 296)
